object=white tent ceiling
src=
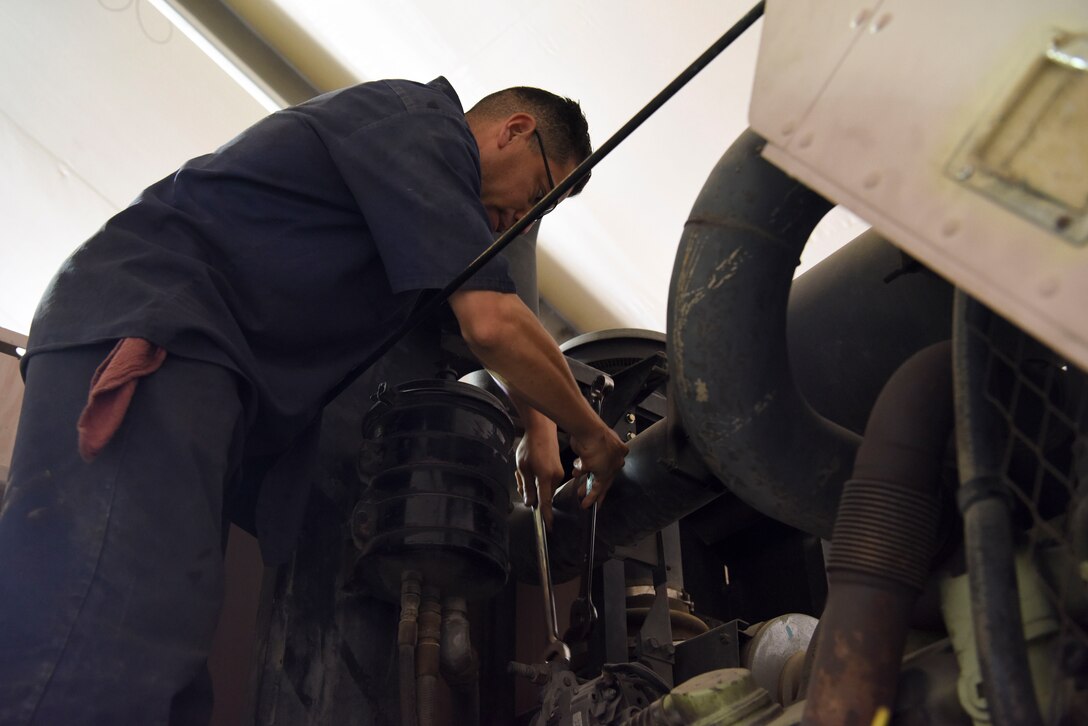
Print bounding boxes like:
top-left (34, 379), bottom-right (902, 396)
top-left (0, 0), bottom-right (866, 338)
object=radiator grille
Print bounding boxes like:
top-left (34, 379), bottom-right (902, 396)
top-left (971, 307), bottom-right (1088, 702)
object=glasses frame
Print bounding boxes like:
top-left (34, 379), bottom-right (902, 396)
top-left (532, 129), bottom-right (559, 216)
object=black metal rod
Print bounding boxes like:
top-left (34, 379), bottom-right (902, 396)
top-left (326, 2), bottom-right (766, 403)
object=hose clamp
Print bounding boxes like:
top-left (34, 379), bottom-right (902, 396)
top-left (956, 475), bottom-right (1013, 515)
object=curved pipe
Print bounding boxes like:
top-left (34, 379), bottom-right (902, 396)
top-left (667, 128), bottom-right (859, 539)
top-left (953, 292), bottom-right (1043, 726)
top-left (788, 229), bottom-right (954, 436)
top-left (804, 342), bottom-right (953, 724)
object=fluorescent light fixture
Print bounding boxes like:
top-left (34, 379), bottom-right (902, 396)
top-left (146, 0), bottom-right (284, 113)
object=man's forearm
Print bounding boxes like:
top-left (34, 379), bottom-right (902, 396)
top-left (451, 289), bottom-right (627, 507)
top-left (508, 390), bottom-right (558, 438)
top-left (451, 291), bottom-right (601, 438)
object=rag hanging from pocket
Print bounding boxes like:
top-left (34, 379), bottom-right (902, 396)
top-left (77, 338), bottom-right (167, 462)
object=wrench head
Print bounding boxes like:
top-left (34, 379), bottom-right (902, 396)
top-left (564, 598), bottom-right (598, 644)
top-left (540, 640), bottom-right (571, 667)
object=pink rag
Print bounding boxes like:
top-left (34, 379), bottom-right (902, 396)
top-left (77, 338), bottom-right (166, 462)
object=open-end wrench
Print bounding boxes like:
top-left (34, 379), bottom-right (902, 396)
top-left (565, 374), bottom-right (613, 645)
top-left (531, 373), bottom-right (614, 665)
top-left (532, 500), bottom-right (571, 665)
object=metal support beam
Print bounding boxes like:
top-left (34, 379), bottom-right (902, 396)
top-left (164, 0), bottom-right (356, 105)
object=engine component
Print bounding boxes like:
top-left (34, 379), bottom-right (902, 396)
top-left (953, 292), bottom-right (1046, 726)
top-left (940, 553), bottom-right (1060, 724)
top-left (439, 597), bottom-right (481, 726)
top-left (625, 585), bottom-right (708, 647)
top-left (667, 128), bottom-right (859, 540)
top-left (804, 342), bottom-right (953, 724)
top-left (417, 588), bottom-right (442, 726)
top-left (559, 329), bottom-right (669, 429)
top-left (621, 669), bottom-right (782, 726)
top-left (893, 638), bottom-right (974, 725)
top-left (527, 662), bottom-right (670, 726)
top-left (788, 229), bottom-right (954, 436)
top-left (511, 416), bottom-right (723, 584)
top-left (740, 614), bottom-right (817, 707)
top-left (352, 379), bottom-right (515, 601)
top-left (954, 292), bottom-right (1088, 724)
top-left (399, 573), bottom-right (422, 726)
top-left (675, 621), bottom-right (744, 687)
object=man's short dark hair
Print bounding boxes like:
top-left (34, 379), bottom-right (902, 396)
top-left (467, 87), bottom-right (592, 195)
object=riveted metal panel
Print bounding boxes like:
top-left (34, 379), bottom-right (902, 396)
top-left (751, 0), bottom-right (1088, 369)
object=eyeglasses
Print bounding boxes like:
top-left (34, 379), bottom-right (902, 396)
top-left (532, 129), bottom-right (559, 216)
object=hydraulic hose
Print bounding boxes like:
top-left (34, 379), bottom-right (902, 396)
top-left (952, 292), bottom-right (1044, 726)
top-left (398, 573), bottom-right (421, 726)
top-left (804, 342), bottom-right (953, 724)
top-left (416, 589), bottom-right (442, 726)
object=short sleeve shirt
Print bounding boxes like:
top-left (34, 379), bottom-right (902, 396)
top-left (27, 77), bottom-right (514, 452)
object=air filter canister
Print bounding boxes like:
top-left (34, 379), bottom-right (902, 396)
top-left (352, 379), bottom-right (515, 601)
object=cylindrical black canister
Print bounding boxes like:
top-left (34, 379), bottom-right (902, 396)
top-left (353, 379), bottom-right (515, 601)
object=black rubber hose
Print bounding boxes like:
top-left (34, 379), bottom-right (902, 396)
top-left (667, 128), bottom-right (858, 538)
top-left (952, 291), bottom-right (1043, 726)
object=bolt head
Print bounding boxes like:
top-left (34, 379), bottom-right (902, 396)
top-left (954, 165), bottom-right (974, 181)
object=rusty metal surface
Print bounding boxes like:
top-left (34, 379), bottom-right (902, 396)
top-left (805, 343), bottom-right (954, 725)
top-left (803, 582), bottom-right (916, 725)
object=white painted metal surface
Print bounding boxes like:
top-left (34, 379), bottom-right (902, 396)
top-left (751, 0), bottom-right (1088, 369)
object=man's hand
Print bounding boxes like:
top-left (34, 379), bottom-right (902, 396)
top-left (448, 289), bottom-right (631, 511)
top-left (570, 424), bottom-right (628, 508)
top-left (514, 420), bottom-right (565, 530)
